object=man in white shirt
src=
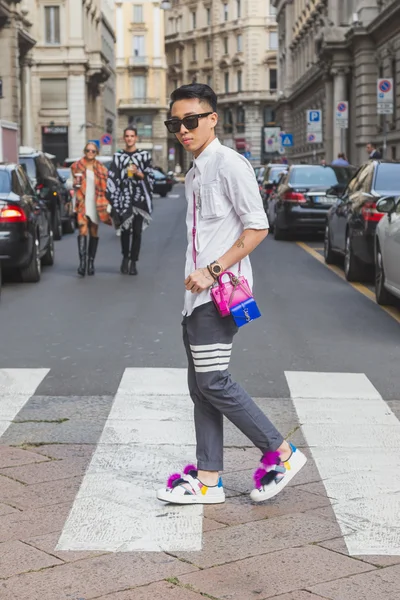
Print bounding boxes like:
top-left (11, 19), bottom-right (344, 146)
top-left (157, 84), bottom-right (306, 506)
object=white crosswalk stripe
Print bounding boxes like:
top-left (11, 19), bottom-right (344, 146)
top-left (0, 368), bottom-right (49, 438)
top-left (57, 368), bottom-right (202, 553)
top-left (286, 371), bottom-right (400, 556)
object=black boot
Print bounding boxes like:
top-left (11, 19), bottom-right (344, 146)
top-left (87, 237), bottom-right (99, 276)
top-left (120, 257), bottom-right (129, 274)
top-left (129, 261), bottom-right (138, 276)
top-left (77, 235), bottom-right (87, 277)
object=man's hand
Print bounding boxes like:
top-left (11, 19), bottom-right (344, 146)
top-left (185, 268), bottom-right (214, 294)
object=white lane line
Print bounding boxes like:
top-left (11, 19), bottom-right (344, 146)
top-left (57, 368), bottom-right (202, 552)
top-left (0, 369), bottom-right (50, 438)
top-left (168, 194), bottom-right (180, 198)
top-left (286, 371), bottom-right (400, 555)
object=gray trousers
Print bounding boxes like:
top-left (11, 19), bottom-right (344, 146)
top-left (182, 302), bottom-right (284, 471)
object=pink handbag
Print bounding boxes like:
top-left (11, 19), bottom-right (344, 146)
top-left (210, 272), bottom-right (253, 317)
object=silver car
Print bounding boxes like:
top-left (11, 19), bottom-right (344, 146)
top-left (375, 196), bottom-right (400, 305)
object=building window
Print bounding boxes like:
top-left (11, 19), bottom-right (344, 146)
top-left (128, 114), bottom-right (153, 138)
top-left (223, 3), bottom-right (228, 21)
top-left (224, 37), bottom-right (229, 55)
top-left (133, 35), bottom-right (145, 57)
top-left (237, 0), bottom-right (241, 18)
top-left (206, 7), bottom-right (211, 25)
top-left (237, 34), bottom-right (242, 52)
top-left (269, 68), bottom-right (277, 90)
top-left (207, 74), bottom-right (212, 87)
top-left (269, 3), bottom-right (276, 16)
top-left (237, 106), bottom-right (245, 133)
top-left (133, 4), bottom-right (143, 23)
top-left (175, 47), bottom-right (180, 63)
top-left (223, 107), bottom-right (233, 132)
top-left (264, 106), bottom-right (276, 124)
top-left (224, 72), bottom-right (229, 93)
top-left (192, 11), bottom-right (197, 29)
top-left (192, 43), bottom-right (197, 61)
top-left (269, 31), bottom-right (278, 50)
top-left (206, 39), bottom-right (211, 58)
top-left (44, 6), bottom-right (60, 45)
top-left (133, 75), bottom-right (147, 100)
top-left (237, 70), bottom-right (242, 92)
top-left (40, 78), bottom-right (67, 109)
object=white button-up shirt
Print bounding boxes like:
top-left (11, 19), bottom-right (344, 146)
top-left (183, 138), bottom-right (269, 316)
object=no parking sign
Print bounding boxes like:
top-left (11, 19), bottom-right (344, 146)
top-left (377, 78), bottom-right (393, 115)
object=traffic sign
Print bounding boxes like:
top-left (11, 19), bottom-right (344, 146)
top-left (281, 134), bottom-right (293, 147)
top-left (101, 134), bottom-right (112, 145)
top-left (307, 132), bottom-right (322, 144)
top-left (377, 78), bottom-right (393, 115)
top-left (335, 101), bottom-right (349, 129)
top-left (307, 110), bottom-right (322, 133)
top-left (244, 151), bottom-right (251, 159)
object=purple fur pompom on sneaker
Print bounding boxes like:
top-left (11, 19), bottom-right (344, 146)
top-left (254, 467), bottom-right (267, 488)
top-left (167, 473), bottom-right (181, 489)
top-left (261, 451), bottom-right (280, 468)
top-left (183, 464), bottom-right (197, 475)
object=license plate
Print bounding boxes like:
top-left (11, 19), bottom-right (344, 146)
top-left (312, 196), bottom-right (330, 204)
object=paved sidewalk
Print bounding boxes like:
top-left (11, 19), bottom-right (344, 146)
top-left (1, 436), bottom-right (400, 600)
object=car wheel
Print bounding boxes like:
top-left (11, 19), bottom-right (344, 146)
top-left (62, 216), bottom-right (76, 234)
top-left (42, 227), bottom-right (55, 266)
top-left (53, 205), bottom-right (63, 241)
top-left (344, 231), bottom-right (365, 282)
top-left (375, 245), bottom-right (395, 305)
top-left (160, 192), bottom-right (168, 198)
top-left (20, 233), bottom-right (41, 283)
top-left (324, 225), bottom-right (338, 265)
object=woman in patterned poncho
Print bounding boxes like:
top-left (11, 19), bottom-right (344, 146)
top-left (106, 127), bottom-right (154, 275)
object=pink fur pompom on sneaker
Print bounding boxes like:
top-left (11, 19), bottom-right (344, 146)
top-left (183, 464), bottom-right (197, 475)
top-left (167, 473), bottom-right (181, 489)
top-left (261, 451), bottom-right (280, 468)
top-left (253, 467), bottom-right (267, 489)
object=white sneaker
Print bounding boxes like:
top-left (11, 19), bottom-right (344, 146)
top-left (250, 444), bottom-right (307, 502)
top-left (157, 464), bottom-right (226, 505)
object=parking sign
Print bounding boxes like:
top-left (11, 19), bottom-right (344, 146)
top-left (377, 78), bottom-right (393, 115)
top-left (335, 101), bottom-right (348, 129)
top-left (307, 110), bottom-right (322, 131)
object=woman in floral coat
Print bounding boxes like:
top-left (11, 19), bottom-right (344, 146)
top-left (71, 142), bottom-right (112, 276)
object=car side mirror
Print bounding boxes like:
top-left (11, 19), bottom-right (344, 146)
top-left (376, 196), bottom-right (397, 214)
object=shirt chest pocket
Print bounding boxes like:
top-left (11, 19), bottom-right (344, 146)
top-left (200, 182), bottom-right (226, 220)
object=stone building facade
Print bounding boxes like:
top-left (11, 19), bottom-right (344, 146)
top-left (164, 0), bottom-right (278, 171)
top-left (0, 1), bottom-right (36, 146)
top-left (115, 0), bottom-right (168, 169)
top-left (20, 0), bottom-right (116, 163)
top-left (274, 0), bottom-right (400, 166)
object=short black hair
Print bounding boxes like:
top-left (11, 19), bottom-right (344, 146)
top-left (170, 83), bottom-right (217, 113)
top-left (124, 126), bottom-right (137, 136)
top-left (367, 141), bottom-right (377, 148)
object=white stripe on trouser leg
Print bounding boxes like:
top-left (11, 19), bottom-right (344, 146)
top-left (193, 357), bottom-right (231, 367)
top-left (190, 343), bottom-right (232, 352)
top-left (191, 350), bottom-right (232, 360)
top-left (195, 362), bottom-right (231, 373)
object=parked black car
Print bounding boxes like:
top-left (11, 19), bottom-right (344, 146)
top-left (272, 164), bottom-right (356, 240)
top-left (0, 164), bottom-right (54, 285)
top-left (261, 164), bottom-right (288, 211)
top-left (19, 148), bottom-right (74, 240)
top-left (324, 160), bottom-right (400, 281)
top-left (153, 168), bottom-right (173, 197)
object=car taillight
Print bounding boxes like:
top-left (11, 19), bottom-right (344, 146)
top-left (0, 205), bottom-right (27, 223)
top-left (282, 191), bottom-right (307, 203)
top-left (36, 183), bottom-right (44, 190)
top-left (361, 201), bottom-right (384, 222)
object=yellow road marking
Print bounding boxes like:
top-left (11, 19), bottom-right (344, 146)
top-left (297, 241), bottom-right (400, 325)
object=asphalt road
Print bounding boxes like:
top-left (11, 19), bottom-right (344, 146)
top-left (0, 183), bottom-right (399, 400)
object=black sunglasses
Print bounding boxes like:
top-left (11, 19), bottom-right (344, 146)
top-left (164, 112), bottom-right (213, 134)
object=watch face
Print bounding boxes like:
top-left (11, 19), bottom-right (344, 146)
top-left (213, 264), bottom-right (222, 274)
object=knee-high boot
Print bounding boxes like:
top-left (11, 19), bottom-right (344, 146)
top-left (77, 235), bottom-right (87, 277)
top-left (87, 236), bottom-right (99, 276)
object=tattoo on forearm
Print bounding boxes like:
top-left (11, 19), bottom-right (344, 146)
top-left (236, 236), bottom-right (245, 249)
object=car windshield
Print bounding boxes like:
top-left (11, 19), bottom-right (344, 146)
top-left (374, 163), bottom-right (400, 193)
top-left (57, 168), bottom-right (71, 179)
top-left (152, 169), bottom-right (165, 180)
top-left (269, 167), bottom-right (287, 183)
top-left (0, 170), bottom-right (11, 193)
top-left (19, 157), bottom-right (37, 181)
top-left (290, 166), bottom-right (350, 187)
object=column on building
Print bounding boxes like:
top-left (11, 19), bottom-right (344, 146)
top-left (68, 0), bottom-right (86, 156)
top-left (324, 71), bottom-right (334, 162)
top-left (116, 2), bottom-right (124, 67)
top-left (21, 55), bottom-right (34, 147)
top-left (332, 68), bottom-right (347, 158)
top-left (0, 19), bottom-right (20, 123)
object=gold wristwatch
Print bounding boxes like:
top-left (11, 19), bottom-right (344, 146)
top-left (208, 261), bottom-right (224, 280)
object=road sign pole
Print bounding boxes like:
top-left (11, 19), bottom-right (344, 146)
top-left (383, 115), bottom-right (387, 159)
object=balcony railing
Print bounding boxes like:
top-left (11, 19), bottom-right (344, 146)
top-left (118, 97), bottom-right (167, 108)
top-left (129, 55), bottom-right (149, 67)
